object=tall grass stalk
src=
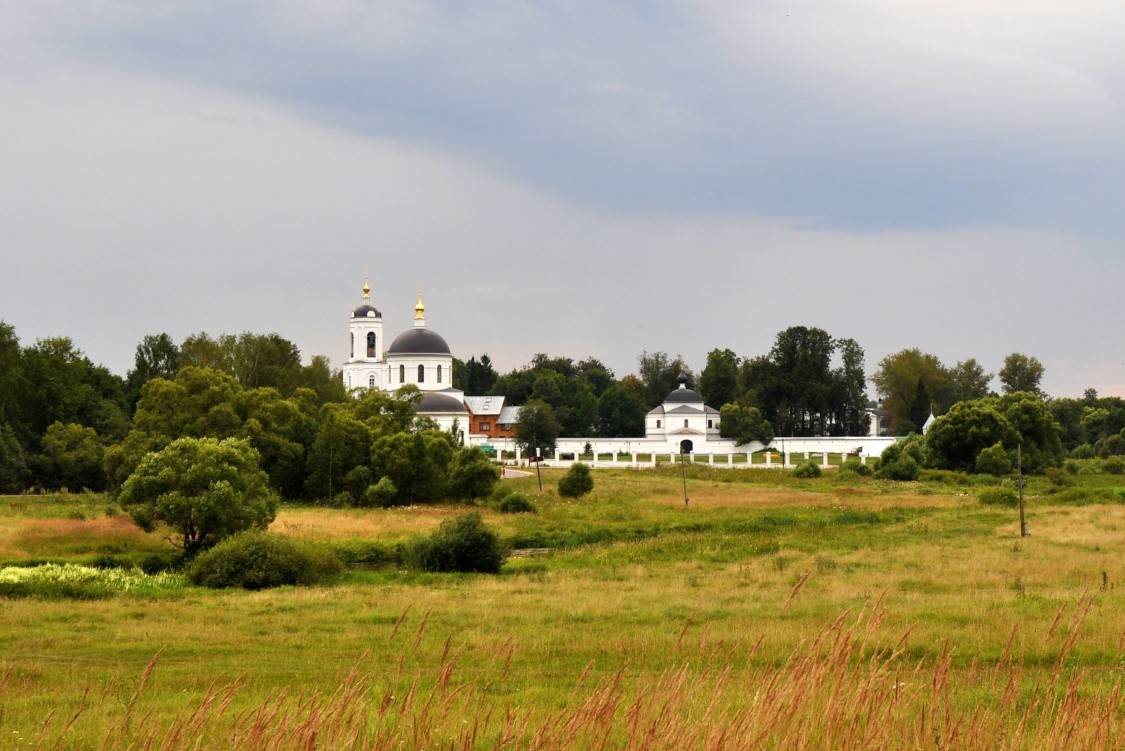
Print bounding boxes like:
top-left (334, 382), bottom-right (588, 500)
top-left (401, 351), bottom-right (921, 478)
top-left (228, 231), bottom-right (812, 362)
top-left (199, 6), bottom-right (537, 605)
top-left (30, 600), bottom-right (1125, 750)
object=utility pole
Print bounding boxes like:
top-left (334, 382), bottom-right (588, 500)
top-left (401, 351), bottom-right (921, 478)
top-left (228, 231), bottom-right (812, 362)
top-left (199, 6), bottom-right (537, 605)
top-left (681, 448), bottom-right (689, 507)
top-left (533, 436), bottom-right (543, 492)
top-left (1017, 443), bottom-right (1029, 537)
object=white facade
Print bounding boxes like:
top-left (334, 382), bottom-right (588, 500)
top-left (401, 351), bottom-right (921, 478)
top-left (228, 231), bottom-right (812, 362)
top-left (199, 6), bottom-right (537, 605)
top-left (643, 375), bottom-right (722, 452)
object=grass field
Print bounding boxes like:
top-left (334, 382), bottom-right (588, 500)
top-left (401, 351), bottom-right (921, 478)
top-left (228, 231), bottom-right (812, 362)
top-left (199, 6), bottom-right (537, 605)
top-left (3, 465), bottom-right (1125, 748)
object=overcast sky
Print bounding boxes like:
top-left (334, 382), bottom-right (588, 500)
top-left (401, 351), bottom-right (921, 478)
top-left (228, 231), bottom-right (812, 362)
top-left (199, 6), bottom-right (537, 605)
top-left (2, 1), bottom-right (1123, 398)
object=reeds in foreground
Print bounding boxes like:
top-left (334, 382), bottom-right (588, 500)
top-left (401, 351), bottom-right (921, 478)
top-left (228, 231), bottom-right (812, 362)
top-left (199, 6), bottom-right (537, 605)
top-left (27, 594), bottom-right (1125, 750)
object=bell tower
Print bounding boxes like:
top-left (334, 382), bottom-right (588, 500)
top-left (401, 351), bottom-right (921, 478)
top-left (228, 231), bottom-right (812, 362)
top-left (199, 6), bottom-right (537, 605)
top-left (343, 273), bottom-right (385, 391)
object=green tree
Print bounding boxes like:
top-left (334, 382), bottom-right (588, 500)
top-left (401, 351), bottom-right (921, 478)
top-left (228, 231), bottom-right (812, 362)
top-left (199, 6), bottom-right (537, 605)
top-left (19, 337), bottom-right (129, 446)
top-left (513, 400), bottom-right (560, 458)
top-left (181, 332), bottom-right (305, 395)
top-left (747, 326), bottom-right (835, 436)
top-left (831, 338), bottom-right (870, 436)
top-left (304, 404), bottom-right (372, 501)
top-left (999, 353), bottom-right (1045, 397)
top-left (0, 322), bottom-right (26, 430)
top-left (575, 358), bottom-right (615, 397)
top-left (699, 349), bottom-right (740, 409)
top-left (124, 333), bottom-right (181, 410)
top-left (718, 404), bottom-right (774, 446)
top-left (925, 401), bottom-right (1018, 473)
top-left (35, 422), bottom-right (106, 491)
top-left (234, 387), bottom-right (317, 499)
top-left (0, 422), bottom-right (30, 493)
top-left (595, 384), bottom-right (647, 437)
top-left (637, 351), bottom-right (693, 409)
top-left (296, 355), bottom-right (348, 405)
top-left (557, 378), bottom-right (597, 436)
top-left (447, 446), bottom-right (500, 502)
top-left (118, 437), bottom-right (278, 556)
top-left (948, 358), bottom-right (993, 403)
top-left (370, 430), bottom-right (455, 505)
top-left (871, 349), bottom-right (952, 435)
top-left (906, 379), bottom-right (932, 435)
top-left (996, 391), bottom-right (1063, 472)
top-left (457, 354), bottom-right (499, 394)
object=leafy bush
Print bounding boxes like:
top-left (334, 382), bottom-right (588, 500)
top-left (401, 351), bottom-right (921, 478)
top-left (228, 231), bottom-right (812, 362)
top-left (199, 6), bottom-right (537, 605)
top-left (975, 442), bottom-right (1012, 477)
top-left (403, 513), bottom-right (507, 574)
top-left (491, 482), bottom-right (513, 501)
top-left (1044, 467), bottom-right (1073, 487)
top-left (498, 493), bottom-right (537, 514)
top-left (978, 487), bottom-right (1018, 507)
top-left (792, 461), bottom-right (821, 478)
top-left (1048, 487), bottom-right (1123, 505)
top-left (327, 490), bottom-right (354, 508)
top-left (187, 532), bottom-right (344, 590)
top-left (1071, 443), bottom-right (1095, 459)
top-left (840, 457), bottom-right (872, 476)
top-left (558, 463), bottom-right (594, 498)
top-left (877, 454), bottom-right (920, 481)
top-left (875, 435), bottom-right (925, 481)
top-left (917, 469), bottom-right (972, 485)
top-left (1103, 458), bottom-right (1125, 475)
top-left (360, 478), bottom-right (397, 508)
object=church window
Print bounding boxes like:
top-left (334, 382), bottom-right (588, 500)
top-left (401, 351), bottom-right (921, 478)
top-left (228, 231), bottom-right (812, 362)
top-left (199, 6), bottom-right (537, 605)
top-left (399, 364), bottom-right (405, 383)
top-left (437, 364), bottom-right (442, 383)
top-left (656, 420), bottom-right (661, 428)
top-left (707, 419), bottom-right (713, 429)
top-left (418, 364), bottom-right (425, 383)
top-left (350, 333), bottom-right (354, 359)
top-left (684, 420), bottom-right (689, 428)
top-left (366, 332), bottom-right (376, 358)
top-left (369, 375), bottom-right (375, 388)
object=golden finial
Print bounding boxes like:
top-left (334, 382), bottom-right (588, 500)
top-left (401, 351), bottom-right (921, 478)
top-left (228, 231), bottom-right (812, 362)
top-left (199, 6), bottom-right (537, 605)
top-left (414, 287), bottom-right (425, 320)
top-left (362, 269), bottom-right (370, 299)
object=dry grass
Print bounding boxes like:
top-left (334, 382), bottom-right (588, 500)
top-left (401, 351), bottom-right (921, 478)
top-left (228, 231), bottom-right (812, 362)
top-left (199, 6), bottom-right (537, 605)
top-left (0, 515), bottom-right (154, 560)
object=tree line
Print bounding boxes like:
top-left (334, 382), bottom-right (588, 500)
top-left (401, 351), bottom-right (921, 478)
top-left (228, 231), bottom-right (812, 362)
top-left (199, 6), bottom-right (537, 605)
top-left (3, 318), bottom-right (1123, 497)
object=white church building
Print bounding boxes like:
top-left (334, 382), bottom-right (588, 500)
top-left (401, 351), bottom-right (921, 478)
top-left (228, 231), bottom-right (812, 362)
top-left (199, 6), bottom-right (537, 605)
top-left (341, 278), bottom-right (896, 462)
top-left (342, 278), bottom-right (470, 431)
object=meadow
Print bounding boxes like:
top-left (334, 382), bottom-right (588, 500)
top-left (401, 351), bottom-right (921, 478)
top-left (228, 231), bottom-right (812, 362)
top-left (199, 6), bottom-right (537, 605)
top-left (3, 465), bottom-right (1125, 748)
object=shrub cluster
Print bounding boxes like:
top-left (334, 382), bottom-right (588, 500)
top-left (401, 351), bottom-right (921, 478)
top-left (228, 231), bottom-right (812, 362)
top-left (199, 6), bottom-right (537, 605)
top-left (978, 487), bottom-right (1018, 507)
top-left (498, 492), bottom-right (537, 514)
top-left (187, 532), bottom-right (344, 590)
top-left (403, 513), bottom-right (506, 574)
top-left (792, 461), bottom-right (821, 478)
top-left (558, 463), bottom-right (594, 498)
top-left (840, 457), bottom-right (872, 476)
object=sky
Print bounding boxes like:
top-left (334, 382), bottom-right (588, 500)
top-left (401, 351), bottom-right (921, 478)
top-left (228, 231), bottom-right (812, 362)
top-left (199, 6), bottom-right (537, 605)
top-left (2, 1), bottom-right (1123, 399)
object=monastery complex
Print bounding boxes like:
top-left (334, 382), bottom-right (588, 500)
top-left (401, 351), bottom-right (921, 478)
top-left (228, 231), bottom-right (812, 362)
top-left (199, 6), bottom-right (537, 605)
top-left (342, 279), bottom-right (896, 466)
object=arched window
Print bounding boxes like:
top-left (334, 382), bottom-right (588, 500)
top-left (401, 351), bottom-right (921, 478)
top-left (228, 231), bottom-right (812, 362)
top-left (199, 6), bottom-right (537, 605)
top-left (350, 332), bottom-right (354, 359)
top-left (437, 364), bottom-right (442, 383)
top-left (418, 364), bottom-right (425, 383)
top-left (368, 375), bottom-right (375, 388)
top-left (399, 364), bottom-right (405, 383)
top-left (366, 332), bottom-right (376, 358)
